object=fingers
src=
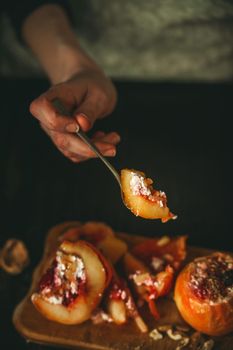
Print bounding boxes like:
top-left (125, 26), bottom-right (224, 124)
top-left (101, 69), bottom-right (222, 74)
top-left (30, 72), bottom-right (117, 135)
top-left (92, 131), bottom-right (121, 144)
top-left (30, 85), bottom-right (114, 133)
top-left (30, 93), bottom-right (78, 133)
top-left (40, 123), bottom-right (120, 163)
top-left (92, 131), bottom-right (105, 139)
top-left (30, 72), bottom-right (118, 163)
top-left (75, 113), bottom-right (92, 132)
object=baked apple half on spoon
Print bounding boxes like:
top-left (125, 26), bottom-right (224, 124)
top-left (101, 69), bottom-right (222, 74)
top-left (31, 240), bottom-right (112, 324)
top-left (121, 169), bottom-right (176, 222)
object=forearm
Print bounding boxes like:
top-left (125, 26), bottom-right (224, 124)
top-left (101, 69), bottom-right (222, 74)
top-left (22, 4), bottom-right (101, 84)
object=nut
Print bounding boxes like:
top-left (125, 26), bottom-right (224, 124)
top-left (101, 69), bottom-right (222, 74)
top-left (176, 337), bottom-right (190, 350)
top-left (167, 328), bottom-right (183, 341)
top-left (149, 328), bottom-right (163, 340)
top-left (0, 239), bottom-right (29, 274)
top-left (201, 339), bottom-right (214, 350)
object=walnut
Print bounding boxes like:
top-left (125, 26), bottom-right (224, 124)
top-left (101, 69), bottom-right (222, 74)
top-left (0, 239), bottom-right (29, 274)
top-left (167, 328), bottom-right (183, 341)
top-left (149, 328), bottom-right (163, 340)
top-left (175, 337), bottom-right (190, 350)
top-left (201, 339), bottom-right (214, 350)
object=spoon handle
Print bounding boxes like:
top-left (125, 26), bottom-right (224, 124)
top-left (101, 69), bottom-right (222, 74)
top-left (52, 98), bottom-right (121, 187)
top-left (77, 128), bottom-right (121, 186)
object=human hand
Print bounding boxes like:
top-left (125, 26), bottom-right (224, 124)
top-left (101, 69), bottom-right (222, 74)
top-left (30, 70), bottom-right (119, 163)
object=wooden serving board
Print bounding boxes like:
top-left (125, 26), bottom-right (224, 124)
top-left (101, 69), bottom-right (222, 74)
top-left (13, 222), bottom-right (233, 350)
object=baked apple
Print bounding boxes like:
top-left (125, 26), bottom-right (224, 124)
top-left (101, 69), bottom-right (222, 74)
top-left (174, 252), bottom-right (233, 336)
top-left (31, 240), bottom-right (111, 325)
top-left (121, 169), bottom-right (176, 221)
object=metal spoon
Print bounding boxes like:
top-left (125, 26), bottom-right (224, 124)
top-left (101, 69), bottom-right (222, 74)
top-left (52, 98), bottom-right (121, 188)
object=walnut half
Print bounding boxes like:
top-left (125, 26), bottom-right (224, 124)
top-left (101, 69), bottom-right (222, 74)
top-left (0, 239), bottom-right (29, 274)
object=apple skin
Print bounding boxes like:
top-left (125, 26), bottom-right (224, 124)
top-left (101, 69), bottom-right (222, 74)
top-left (31, 240), bottom-right (111, 325)
top-left (174, 260), bottom-right (233, 336)
top-left (121, 169), bottom-right (176, 221)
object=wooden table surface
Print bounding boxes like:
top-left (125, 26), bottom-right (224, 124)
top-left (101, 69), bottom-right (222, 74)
top-left (0, 79), bottom-right (233, 349)
top-left (12, 222), bottom-right (233, 350)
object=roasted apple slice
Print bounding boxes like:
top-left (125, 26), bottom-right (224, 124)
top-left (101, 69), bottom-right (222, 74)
top-left (124, 252), bottom-right (149, 300)
top-left (121, 169), bottom-right (176, 221)
top-left (124, 252), bottom-right (174, 320)
top-left (97, 236), bottom-right (127, 264)
top-left (124, 252), bottom-right (160, 318)
top-left (81, 222), bottom-right (127, 264)
top-left (31, 240), bottom-right (111, 325)
top-left (122, 281), bottom-right (148, 333)
top-left (106, 270), bottom-right (148, 332)
top-left (59, 222), bottom-right (114, 244)
top-left (59, 222), bottom-right (127, 264)
top-left (79, 222), bottom-right (115, 243)
top-left (126, 235), bottom-right (187, 310)
top-left (132, 235), bottom-right (187, 271)
top-left (107, 299), bottom-right (126, 325)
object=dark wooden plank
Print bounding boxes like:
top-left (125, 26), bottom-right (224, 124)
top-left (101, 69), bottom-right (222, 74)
top-left (13, 222), bottom-right (233, 350)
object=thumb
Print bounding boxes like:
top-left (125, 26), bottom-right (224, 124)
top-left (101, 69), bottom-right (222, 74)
top-left (74, 99), bottom-right (99, 132)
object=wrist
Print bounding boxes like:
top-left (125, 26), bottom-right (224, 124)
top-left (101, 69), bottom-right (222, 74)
top-left (49, 44), bottom-right (102, 85)
top-left (22, 4), bottom-right (102, 84)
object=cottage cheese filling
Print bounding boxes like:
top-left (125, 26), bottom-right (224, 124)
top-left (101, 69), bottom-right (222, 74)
top-left (129, 171), bottom-right (167, 208)
top-left (39, 250), bottom-right (86, 306)
top-left (130, 172), bottom-right (152, 197)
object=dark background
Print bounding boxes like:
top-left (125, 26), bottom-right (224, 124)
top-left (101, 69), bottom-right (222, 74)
top-left (0, 78), bottom-right (233, 349)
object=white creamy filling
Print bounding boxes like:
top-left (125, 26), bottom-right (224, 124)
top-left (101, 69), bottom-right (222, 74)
top-left (42, 251), bottom-right (85, 304)
top-left (46, 295), bottom-right (63, 305)
top-left (130, 172), bottom-right (151, 196)
top-left (75, 257), bottom-right (85, 279)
